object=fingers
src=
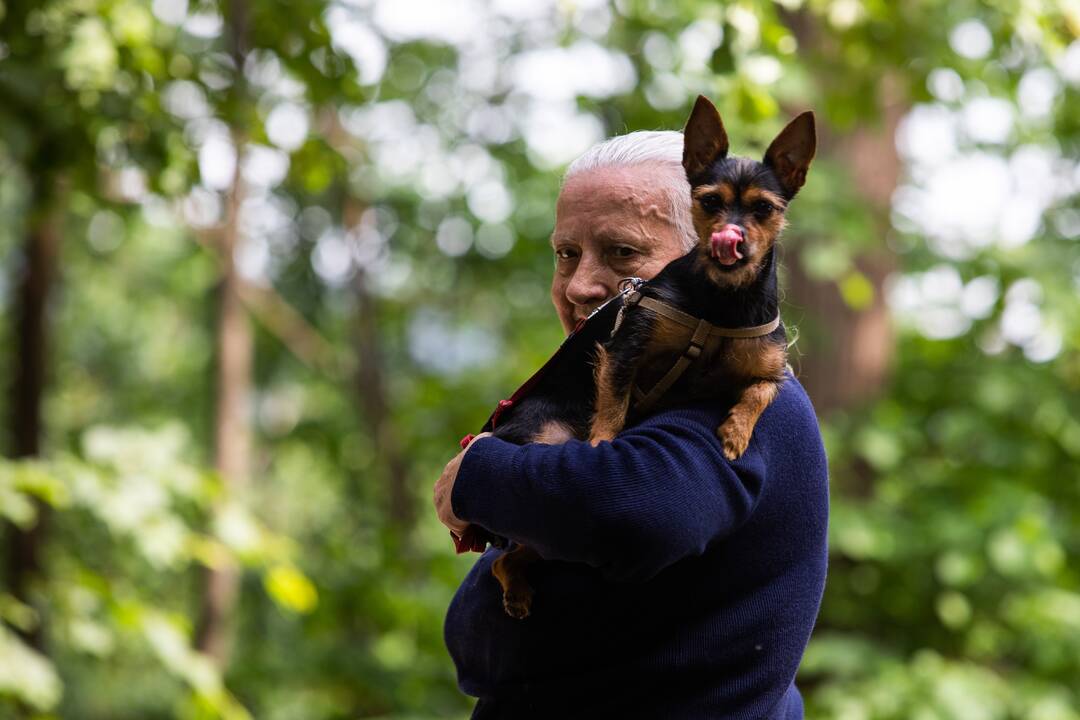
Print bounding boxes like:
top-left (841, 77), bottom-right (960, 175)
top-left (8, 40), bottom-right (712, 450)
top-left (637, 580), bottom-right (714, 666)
top-left (466, 431), bottom-right (493, 448)
top-left (435, 433), bottom-right (492, 537)
top-left (433, 454), bottom-right (468, 535)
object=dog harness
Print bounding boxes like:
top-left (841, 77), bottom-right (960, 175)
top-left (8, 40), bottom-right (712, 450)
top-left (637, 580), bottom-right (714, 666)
top-left (614, 277), bottom-right (781, 414)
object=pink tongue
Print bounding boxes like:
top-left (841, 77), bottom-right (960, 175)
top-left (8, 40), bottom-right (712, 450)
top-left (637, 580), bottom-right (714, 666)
top-left (710, 228), bottom-right (744, 266)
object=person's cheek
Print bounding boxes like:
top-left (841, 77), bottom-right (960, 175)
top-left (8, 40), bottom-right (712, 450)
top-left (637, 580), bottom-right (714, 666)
top-left (550, 276), bottom-right (574, 332)
top-left (635, 255), bottom-right (671, 282)
top-left (592, 263), bottom-right (620, 297)
top-left (622, 255), bottom-right (648, 275)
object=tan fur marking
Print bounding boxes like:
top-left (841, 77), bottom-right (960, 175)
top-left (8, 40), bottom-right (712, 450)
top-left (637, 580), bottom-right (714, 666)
top-left (718, 379), bottom-right (782, 460)
top-left (492, 545), bottom-right (541, 619)
top-left (589, 343), bottom-right (634, 445)
top-left (741, 188), bottom-right (787, 210)
top-left (693, 183), bottom-right (735, 205)
top-left (690, 206), bottom-right (719, 249)
top-left (532, 420), bottom-right (575, 445)
top-left (647, 314), bottom-right (694, 353)
top-left (723, 339), bottom-right (787, 381)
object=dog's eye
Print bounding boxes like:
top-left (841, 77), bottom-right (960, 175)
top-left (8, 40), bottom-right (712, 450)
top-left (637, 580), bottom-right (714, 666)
top-left (699, 194), bottom-right (724, 214)
top-left (753, 200), bottom-right (775, 218)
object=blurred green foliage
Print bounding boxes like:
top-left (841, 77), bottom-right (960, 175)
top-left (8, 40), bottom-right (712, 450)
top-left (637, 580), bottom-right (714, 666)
top-left (1, 0), bottom-right (1078, 718)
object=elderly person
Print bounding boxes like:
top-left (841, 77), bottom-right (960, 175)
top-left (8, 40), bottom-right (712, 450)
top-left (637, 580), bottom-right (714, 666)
top-left (434, 131), bottom-right (828, 719)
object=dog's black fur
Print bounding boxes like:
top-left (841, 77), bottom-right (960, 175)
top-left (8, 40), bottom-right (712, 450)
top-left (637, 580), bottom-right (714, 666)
top-left (483, 298), bottom-right (620, 445)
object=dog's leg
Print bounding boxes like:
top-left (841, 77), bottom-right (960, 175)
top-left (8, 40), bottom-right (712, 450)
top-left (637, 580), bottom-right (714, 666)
top-left (589, 308), bottom-right (655, 445)
top-left (589, 343), bottom-right (629, 445)
top-left (717, 379), bottom-right (781, 460)
top-left (591, 306), bottom-right (676, 445)
top-left (589, 340), bottom-right (646, 446)
top-left (492, 544), bottom-right (541, 619)
top-left (487, 422), bottom-right (571, 619)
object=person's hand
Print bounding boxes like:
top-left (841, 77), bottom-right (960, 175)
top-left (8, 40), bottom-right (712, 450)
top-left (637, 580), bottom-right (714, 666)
top-left (434, 432), bottom-right (492, 537)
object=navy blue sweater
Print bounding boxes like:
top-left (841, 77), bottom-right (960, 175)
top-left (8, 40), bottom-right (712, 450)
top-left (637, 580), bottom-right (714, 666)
top-left (445, 374), bottom-right (829, 718)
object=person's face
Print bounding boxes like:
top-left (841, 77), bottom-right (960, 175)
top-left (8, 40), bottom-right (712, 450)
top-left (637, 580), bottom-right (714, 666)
top-left (550, 163), bottom-right (689, 335)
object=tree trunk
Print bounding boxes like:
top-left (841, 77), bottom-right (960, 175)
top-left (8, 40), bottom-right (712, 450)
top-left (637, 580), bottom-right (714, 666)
top-left (5, 178), bottom-right (63, 652)
top-left (195, 137), bottom-right (252, 665)
top-left (344, 198), bottom-right (414, 533)
top-left (195, 0), bottom-right (252, 665)
top-left (780, 9), bottom-right (906, 415)
top-left (788, 77), bottom-right (905, 414)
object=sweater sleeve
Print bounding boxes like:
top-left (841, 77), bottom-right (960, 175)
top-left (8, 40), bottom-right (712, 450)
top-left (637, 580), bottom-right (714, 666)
top-left (450, 406), bottom-right (767, 582)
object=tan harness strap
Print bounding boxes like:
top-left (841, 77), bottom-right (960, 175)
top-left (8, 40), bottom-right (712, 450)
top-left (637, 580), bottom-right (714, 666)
top-left (636, 296), bottom-right (781, 338)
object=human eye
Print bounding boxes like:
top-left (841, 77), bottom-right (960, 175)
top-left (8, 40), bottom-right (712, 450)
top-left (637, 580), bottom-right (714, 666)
top-left (610, 245), bottom-right (639, 260)
top-left (554, 245), bottom-right (579, 261)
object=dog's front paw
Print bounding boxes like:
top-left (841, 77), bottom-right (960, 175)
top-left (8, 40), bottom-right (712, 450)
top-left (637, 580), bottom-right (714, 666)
top-left (588, 430), bottom-right (615, 447)
top-left (717, 414), bottom-right (751, 461)
top-left (502, 586), bottom-right (533, 620)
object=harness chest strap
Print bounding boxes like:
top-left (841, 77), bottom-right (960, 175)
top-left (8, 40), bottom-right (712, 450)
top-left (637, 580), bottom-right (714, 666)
top-left (632, 295), bottom-right (781, 339)
top-left (623, 293), bottom-right (781, 413)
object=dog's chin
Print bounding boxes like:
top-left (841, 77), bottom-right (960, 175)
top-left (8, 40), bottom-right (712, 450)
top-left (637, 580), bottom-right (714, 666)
top-left (697, 243), bottom-right (763, 289)
top-left (713, 253), bottom-right (751, 271)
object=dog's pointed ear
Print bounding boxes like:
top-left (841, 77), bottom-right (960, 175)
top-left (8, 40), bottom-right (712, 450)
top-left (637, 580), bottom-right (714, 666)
top-left (763, 111), bottom-right (816, 198)
top-left (683, 95), bottom-right (729, 180)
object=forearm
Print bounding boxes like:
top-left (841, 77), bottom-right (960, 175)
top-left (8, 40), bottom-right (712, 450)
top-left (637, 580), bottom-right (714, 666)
top-left (451, 408), bottom-right (765, 581)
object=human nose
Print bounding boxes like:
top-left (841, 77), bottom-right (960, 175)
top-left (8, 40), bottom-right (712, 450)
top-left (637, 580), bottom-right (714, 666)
top-left (564, 253), bottom-right (612, 309)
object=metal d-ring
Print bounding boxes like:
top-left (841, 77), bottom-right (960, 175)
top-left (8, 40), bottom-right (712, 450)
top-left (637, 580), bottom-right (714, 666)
top-left (611, 278), bottom-right (644, 337)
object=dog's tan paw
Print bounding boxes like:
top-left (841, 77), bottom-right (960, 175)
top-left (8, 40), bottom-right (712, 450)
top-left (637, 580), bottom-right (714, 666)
top-left (717, 415), bottom-right (751, 461)
top-left (588, 426), bottom-right (617, 447)
top-left (502, 587), bottom-right (533, 620)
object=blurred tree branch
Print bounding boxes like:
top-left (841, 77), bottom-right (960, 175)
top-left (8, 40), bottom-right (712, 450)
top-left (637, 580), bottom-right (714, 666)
top-left (195, 0), bottom-right (253, 669)
top-left (347, 210), bottom-right (415, 536)
top-left (4, 175), bottom-right (64, 655)
top-left (780, 6), bottom-right (904, 416)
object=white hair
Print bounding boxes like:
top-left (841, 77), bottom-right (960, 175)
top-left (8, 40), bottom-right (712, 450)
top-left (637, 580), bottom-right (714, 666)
top-left (564, 130), bottom-right (696, 251)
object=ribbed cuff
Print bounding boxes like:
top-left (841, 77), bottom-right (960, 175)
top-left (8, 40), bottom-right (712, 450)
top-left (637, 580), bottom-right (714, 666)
top-left (451, 436), bottom-right (523, 529)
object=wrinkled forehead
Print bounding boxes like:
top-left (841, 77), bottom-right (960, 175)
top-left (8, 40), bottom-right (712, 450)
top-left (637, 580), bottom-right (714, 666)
top-left (555, 164), bottom-right (684, 221)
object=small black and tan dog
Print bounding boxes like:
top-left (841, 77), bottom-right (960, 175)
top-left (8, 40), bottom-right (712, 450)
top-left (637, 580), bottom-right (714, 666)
top-left (484, 95), bottom-right (815, 618)
top-left (589, 95), bottom-right (815, 458)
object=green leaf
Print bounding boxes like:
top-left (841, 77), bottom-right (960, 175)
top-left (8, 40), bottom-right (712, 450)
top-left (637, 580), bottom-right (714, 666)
top-left (839, 270), bottom-right (875, 310)
top-left (263, 564), bottom-right (318, 614)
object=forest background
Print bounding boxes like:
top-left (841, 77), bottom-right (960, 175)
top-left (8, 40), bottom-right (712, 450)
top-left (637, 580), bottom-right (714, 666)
top-left (1, 0), bottom-right (1078, 717)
